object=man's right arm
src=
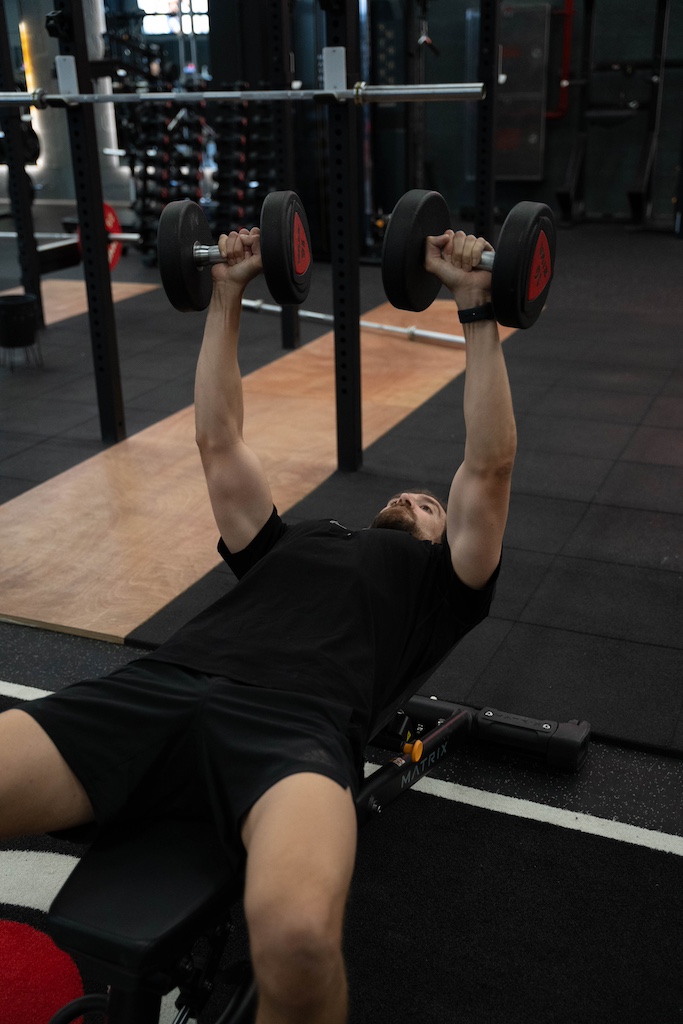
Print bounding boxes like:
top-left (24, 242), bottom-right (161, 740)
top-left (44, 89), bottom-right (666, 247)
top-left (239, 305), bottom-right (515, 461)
top-left (194, 229), bottom-right (274, 554)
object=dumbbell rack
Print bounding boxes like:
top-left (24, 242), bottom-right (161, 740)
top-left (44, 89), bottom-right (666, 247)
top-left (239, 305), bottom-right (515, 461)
top-left (120, 83), bottom-right (207, 266)
top-left (207, 84), bottom-right (277, 236)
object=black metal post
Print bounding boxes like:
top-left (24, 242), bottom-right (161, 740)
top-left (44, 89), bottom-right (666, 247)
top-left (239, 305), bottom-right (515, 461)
top-left (320, 0), bottom-right (363, 472)
top-left (46, 0), bottom-right (125, 444)
top-left (207, 0), bottom-right (300, 349)
top-left (674, 114), bottom-right (683, 237)
top-left (627, 0), bottom-right (671, 224)
top-left (474, 0), bottom-right (498, 242)
top-left (0, 0), bottom-right (44, 325)
top-left (405, 0), bottom-right (426, 191)
top-left (556, 0), bottom-right (592, 223)
top-left (267, 0), bottom-right (300, 350)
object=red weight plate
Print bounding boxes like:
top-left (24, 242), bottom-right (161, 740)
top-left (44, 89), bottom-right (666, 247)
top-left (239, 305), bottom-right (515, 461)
top-left (381, 189), bottom-right (450, 312)
top-left (75, 203), bottom-right (123, 271)
top-left (293, 211), bottom-right (311, 277)
top-left (103, 202), bottom-right (123, 271)
top-left (527, 229), bottom-right (552, 301)
top-left (260, 191), bottom-right (313, 305)
top-left (491, 202), bottom-right (556, 329)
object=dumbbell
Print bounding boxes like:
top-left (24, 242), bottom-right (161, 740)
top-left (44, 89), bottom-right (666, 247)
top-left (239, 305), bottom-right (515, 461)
top-left (157, 190), bottom-right (313, 312)
top-left (381, 189), bottom-right (556, 329)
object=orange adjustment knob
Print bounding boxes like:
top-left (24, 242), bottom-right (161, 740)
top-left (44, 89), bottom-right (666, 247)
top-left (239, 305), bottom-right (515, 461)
top-left (402, 739), bottom-right (424, 763)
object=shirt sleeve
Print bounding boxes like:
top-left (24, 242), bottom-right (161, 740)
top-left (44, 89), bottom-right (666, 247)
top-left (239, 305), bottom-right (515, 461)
top-left (217, 506), bottom-right (287, 579)
top-left (439, 540), bottom-right (502, 626)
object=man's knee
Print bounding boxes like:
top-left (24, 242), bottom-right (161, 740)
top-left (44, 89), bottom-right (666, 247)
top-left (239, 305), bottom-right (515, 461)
top-left (240, 773), bottom-right (356, 1015)
top-left (247, 904), bottom-right (343, 1009)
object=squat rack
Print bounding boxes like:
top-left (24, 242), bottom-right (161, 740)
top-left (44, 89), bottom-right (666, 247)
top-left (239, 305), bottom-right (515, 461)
top-left (0, 0), bottom-right (500, 470)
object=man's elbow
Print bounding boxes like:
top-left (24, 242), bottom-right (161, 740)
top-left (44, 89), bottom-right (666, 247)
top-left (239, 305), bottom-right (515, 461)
top-left (195, 421), bottom-right (240, 456)
top-left (195, 430), bottom-right (215, 458)
top-left (494, 454), bottom-right (516, 479)
top-left (465, 450), bottom-right (516, 481)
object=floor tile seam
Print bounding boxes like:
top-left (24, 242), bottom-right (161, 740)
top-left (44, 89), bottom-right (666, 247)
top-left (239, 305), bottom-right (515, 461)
top-left (578, 496), bottom-right (683, 520)
top-left (535, 547), bottom-right (683, 579)
top-left (0, 434), bottom-right (50, 463)
top-left (511, 433), bottom-right (635, 462)
top-left (0, 474), bottom-right (44, 494)
top-left (506, 538), bottom-right (683, 574)
top-left (459, 620), bottom-right (515, 703)
top-left (654, 365), bottom-right (681, 405)
top-left (493, 543), bottom-right (561, 624)
top-left (612, 450), bottom-right (683, 473)
top-left (589, 730), bottom-right (683, 767)
top-left (518, 410), bottom-right (653, 431)
top-left (509, 481), bottom-right (683, 520)
top-left (514, 426), bottom-right (683, 466)
top-left (554, 493), bottom-right (683, 568)
top-left (520, 370), bottom-right (675, 396)
top-left (488, 611), bottom-right (683, 652)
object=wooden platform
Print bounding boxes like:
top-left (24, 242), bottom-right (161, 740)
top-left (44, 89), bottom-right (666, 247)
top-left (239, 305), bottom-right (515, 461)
top-left (0, 296), bottom-right (514, 642)
top-left (1, 279), bottom-right (159, 324)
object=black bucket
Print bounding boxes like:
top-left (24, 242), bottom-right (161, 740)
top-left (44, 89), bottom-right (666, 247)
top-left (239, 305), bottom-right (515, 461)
top-left (0, 293), bottom-right (41, 367)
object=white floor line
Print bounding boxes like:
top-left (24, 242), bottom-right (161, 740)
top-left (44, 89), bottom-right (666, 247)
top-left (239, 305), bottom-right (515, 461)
top-left (410, 774), bottom-right (683, 857)
top-left (0, 679), bottom-right (53, 700)
top-left (0, 850), bottom-right (79, 912)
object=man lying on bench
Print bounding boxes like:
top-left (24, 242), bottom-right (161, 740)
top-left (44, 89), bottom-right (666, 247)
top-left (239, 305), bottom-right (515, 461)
top-left (0, 217), bottom-right (516, 1024)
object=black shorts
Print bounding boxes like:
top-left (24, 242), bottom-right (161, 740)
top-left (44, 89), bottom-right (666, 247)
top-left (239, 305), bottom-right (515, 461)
top-left (23, 660), bottom-right (358, 853)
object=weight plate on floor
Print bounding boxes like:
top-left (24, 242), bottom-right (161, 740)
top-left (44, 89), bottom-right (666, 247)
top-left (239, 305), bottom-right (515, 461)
top-left (491, 201), bottom-right (556, 329)
top-left (382, 189), bottom-right (451, 312)
top-left (260, 191), bottom-right (312, 306)
top-left (157, 199), bottom-right (213, 312)
top-left (75, 203), bottom-right (123, 272)
top-left (103, 203), bottom-right (123, 271)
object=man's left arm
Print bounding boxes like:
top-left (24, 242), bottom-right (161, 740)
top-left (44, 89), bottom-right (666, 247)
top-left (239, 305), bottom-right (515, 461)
top-left (426, 230), bottom-right (517, 590)
top-left (446, 316), bottom-right (516, 589)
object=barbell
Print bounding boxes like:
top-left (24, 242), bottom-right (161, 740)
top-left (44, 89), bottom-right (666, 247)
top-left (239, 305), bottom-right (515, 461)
top-left (0, 82), bottom-right (485, 111)
top-left (381, 189), bottom-right (556, 329)
top-left (157, 191), bottom-right (313, 312)
top-left (0, 202), bottom-right (130, 273)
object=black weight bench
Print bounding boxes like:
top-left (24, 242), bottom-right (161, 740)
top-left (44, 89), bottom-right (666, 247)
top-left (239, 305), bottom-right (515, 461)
top-left (46, 699), bottom-right (590, 1024)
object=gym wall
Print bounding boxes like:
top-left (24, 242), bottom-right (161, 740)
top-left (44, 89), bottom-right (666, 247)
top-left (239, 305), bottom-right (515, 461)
top-left (393, 0), bottom-right (683, 224)
top-left (3, 0), bottom-right (682, 230)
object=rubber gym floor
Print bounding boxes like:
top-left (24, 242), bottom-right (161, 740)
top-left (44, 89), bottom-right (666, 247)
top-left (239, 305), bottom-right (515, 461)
top-left (0, 201), bottom-right (682, 1024)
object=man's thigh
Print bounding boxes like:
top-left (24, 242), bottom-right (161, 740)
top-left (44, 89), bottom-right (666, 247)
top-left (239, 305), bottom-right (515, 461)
top-left (241, 772), bottom-right (358, 940)
top-left (0, 709), bottom-right (95, 838)
top-left (13, 660), bottom-right (212, 831)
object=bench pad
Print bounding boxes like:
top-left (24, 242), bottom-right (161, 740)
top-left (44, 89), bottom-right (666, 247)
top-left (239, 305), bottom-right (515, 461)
top-left (48, 818), bottom-right (242, 984)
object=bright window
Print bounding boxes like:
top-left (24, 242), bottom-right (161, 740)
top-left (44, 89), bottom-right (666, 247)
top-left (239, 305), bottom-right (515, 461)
top-left (137, 1), bottom-right (209, 35)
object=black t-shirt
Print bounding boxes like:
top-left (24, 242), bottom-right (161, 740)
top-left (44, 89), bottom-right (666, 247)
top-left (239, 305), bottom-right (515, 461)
top-left (147, 508), bottom-right (499, 744)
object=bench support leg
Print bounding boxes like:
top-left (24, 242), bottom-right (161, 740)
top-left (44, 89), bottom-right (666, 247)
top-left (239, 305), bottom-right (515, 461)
top-left (108, 988), bottom-right (162, 1024)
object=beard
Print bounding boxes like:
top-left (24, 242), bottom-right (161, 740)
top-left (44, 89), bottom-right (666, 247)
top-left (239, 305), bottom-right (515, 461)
top-left (370, 505), bottom-right (419, 536)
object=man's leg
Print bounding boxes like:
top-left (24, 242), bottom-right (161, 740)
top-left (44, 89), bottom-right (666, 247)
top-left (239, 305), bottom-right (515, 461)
top-left (240, 772), bottom-right (358, 1024)
top-left (0, 710), bottom-right (94, 839)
